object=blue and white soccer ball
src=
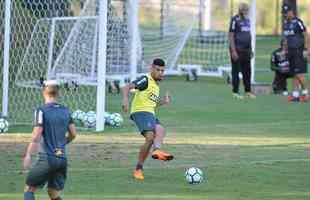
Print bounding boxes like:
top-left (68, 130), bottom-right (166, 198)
top-left (103, 112), bottom-right (111, 124)
top-left (71, 109), bottom-right (86, 127)
top-left (108, 113), bottom-right (123, 127)
top-left (185, 167), bottom-right (204, 184)
top-left (72, 109), bottom-right (85, 121)
top-left (83, 111), bottom-right (96, 128)
top-left (0, 118), bottom-right (9, 133)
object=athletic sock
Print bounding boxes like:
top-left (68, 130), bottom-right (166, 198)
top-left (153, 148), bottom-right (159, 151)
top-left (136, 164), bottom-right (143, 170)
top-left (282, 91), bottom-right (289, 96)
top-left (292, 90), bottom-right (300, 98)
top-left (24, 192), bottom-right (35, 200)
top-left (302, 89), bottom-right (309, 95)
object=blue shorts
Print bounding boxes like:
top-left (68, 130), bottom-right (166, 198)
top-left (130, 112), bottom-right (160, 134)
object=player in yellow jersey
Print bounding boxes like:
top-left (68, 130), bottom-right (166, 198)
top-left (121, 58), bottom-right (174, 180)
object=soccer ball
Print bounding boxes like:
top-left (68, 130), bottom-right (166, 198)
top-left (83, 111), bottom-right (96, 128)
top-left (71, 109), bottom-right (85, 121)
top-left (103, 112), bottom-right (111, 124)
top-left (108, 113), bottom-right (123, 127)
top-left (185, 167), bottom-right (203, 184)
top-left (71, 109), bottom-right (86, 126)
top-left (0, 118), bottom-right (9, 133)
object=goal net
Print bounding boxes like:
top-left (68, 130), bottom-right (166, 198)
top-left (177, 30), bottom-right (231, 77)
top-left (7, 0), bottom-right (102, 125)
top-left (137, 0), bottom-right (232, 77)
top-left (176, 0), bottom-right (231, 78)
top-left (5, 0), bottom-right (196, 125)
top-left (137, 0), bottom-right (195, 74)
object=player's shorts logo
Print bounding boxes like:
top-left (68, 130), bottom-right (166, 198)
top-left (54, 148), bottom-right (64, 157)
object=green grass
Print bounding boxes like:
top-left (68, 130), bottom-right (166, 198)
top-left (1, 10), bottom-right (310, 199)
top-left (1, 75), bottom-right (310, 199)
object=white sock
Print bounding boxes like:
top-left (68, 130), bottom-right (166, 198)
top-left (302, 89), bottom-right (308, 95)
top-left (292, 90), bottom-right (300, 98)
top-left (282, 91), bottom-right (289, 96)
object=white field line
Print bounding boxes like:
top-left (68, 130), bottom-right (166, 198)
top-left (0, 193), bottom-right (208, 199)
top-left (6, 158), bottom-right (310, 174)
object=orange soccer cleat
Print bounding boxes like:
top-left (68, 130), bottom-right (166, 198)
top-left (133, 169), bottom-right (144, 180)
top-left (151, 150), bottom-right (174, 161)
top-left (287, 95), bottom-right (299, 102)
top-left (299, 94), bottom-right (309, 102)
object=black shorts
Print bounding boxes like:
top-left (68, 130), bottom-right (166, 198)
top-left (130, 112), bottom-right (160, 134)
top-left (26, 154), bottom-right (67, 190)
top-left (288, 48), bottom-right (308, 74)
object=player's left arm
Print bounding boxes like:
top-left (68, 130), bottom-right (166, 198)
top-left (297, 19), bottom-right (309, 58)
top-left (23, 126), bottom-right (43, 170)
top-left (66, 117), bottom-right (77, 144)
top-left (66, 126), bottom-right (77, 145)
top-left (270, 52), bottom-right (277, 71)
top-left (157, 91), bottom-right (171, 107)
top-left (303, 31), bottom-right (309, 58)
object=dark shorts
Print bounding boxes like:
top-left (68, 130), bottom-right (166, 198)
top-left (288, 48), bottom-right (308, 74)
top-left (272, 71), bottom-right (293, 92)
top-left (130, 112), bottom-right (160, 134)
top-left (26, 154), bottom-right (67, 190)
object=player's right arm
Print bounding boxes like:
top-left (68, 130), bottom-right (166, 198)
top-left (23, 127), bottom-right (43, 171)
top-left (121, 76), bottom-right (148, 113)
top-left (121, 83), bottom-right (135, 113)
top-left (229, 17), bottom-right (239, 61)
top-left (23, 109), bottom-right (44, 171)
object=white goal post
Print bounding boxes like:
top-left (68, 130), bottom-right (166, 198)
top-left (2, 0), bottom-right (109, 131)
top-left (2, 0), bottom-right (12, 117)
top-left (1, 0), bottom-right (196, 129)
top-left (1, 0), bottom-right (257, 128)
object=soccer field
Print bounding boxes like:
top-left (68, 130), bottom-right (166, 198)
top-left (2, 0), bottom-right (310, 198)
top-left (1, 74), bottom-right (310, 200)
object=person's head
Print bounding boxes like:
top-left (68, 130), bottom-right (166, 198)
top-left (150, 58), bottom-right (165, 81)
top-left (238, 2), bottom-right (249, 17)
top-left (282, 4), bottom-right (294, 20)
top-left (280, 38), bottom-right (288, 50)
top-left (42, 80), bottom-right (59, 102)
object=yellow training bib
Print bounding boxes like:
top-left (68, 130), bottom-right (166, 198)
top-left (130, 75), bottom-right (160, 114)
